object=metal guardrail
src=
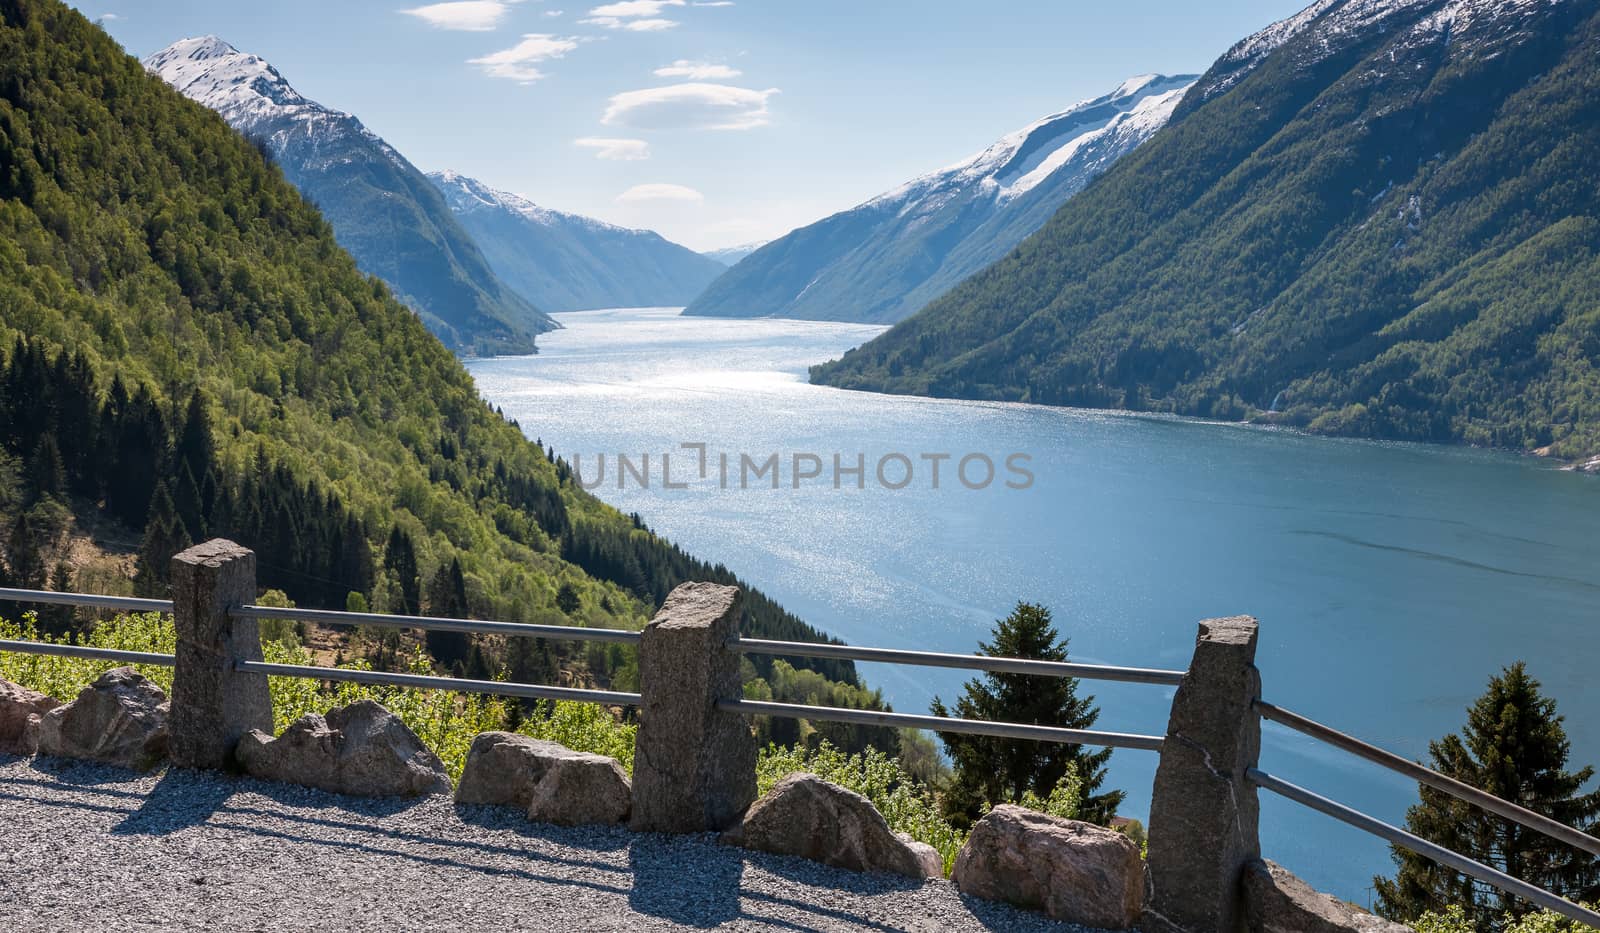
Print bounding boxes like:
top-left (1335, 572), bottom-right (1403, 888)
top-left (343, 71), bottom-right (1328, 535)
top-left (231, 604), bottom-right (643, 644)
top-left (1249, 768), bottom-right (1600, 928)
top-left (1258, 700), bottom-right (1600, 859)
top-left (720, 698), bottom-right (1167, 752)
top-left (0, 639), bottom-right (175, 667)
top-left (234, 660), bottom-right (640, 706)
top-left (733, 637), bottom-right (1187, 686)
top-left (0, 587), bottom-right (172, 613)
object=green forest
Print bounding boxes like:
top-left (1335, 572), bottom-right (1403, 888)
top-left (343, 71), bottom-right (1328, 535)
top-left (813, 0), bottom-right (1600, 460)
top-left (0, 0), bottom-right (887, 749)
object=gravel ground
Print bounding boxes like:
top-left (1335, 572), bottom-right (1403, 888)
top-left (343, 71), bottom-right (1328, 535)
top-left (0, 756), bottom-right (1104, 932)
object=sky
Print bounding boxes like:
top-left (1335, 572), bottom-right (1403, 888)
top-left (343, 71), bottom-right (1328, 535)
top-left (83, 0), bottom-right (1309, 251)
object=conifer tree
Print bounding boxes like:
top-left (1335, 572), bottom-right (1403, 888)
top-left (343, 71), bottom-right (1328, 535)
top-left (931, 602), bottom-right (1124, 828)
top-left (1375, 663), bottom-right (1600, 931)
top-left (425, 557), bottom-right (471, 666)
top-left (383, 526), bottom-right (420, 616)
top-left (134, 481), bottom-right (190, 597)
top-left (26, 434), bottom-right (66, 503)
top-left (5, 512), bottom-right (47, 590)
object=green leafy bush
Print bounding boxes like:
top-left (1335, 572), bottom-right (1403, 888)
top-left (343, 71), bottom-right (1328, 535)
top-left (757, 740), bottom-right (967, 875)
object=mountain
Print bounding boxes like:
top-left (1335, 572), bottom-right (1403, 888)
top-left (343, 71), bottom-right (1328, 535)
top-left (683, 75), bottom-right (1197, 325)
top-left (813, 0), bottom-right (1600, 459)
top-left (428, 171), bottom-right (726, 312)
top-left (702, 242), bottom-right (768, 266)
top-left (0, 0), bottom-right (880, 730)
top-left (144, 36), bottom-right (553, 355)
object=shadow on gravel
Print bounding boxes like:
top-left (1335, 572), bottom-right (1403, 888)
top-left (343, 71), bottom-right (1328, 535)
top-left (113, 768), bottom-right (238, 836)
top-left (455, 803), bottom-right (632, 853)
top-left (27, 755), bottom-right (153, 787)
top-left (627, 833), bottom-right (744, 927)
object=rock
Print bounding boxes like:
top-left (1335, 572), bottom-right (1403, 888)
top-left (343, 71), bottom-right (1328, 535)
top-left (1245, 860), bottom-right (1410, 933)
top-left (630, 582), bottom-right (757, 833)
top-left (456, 731), bottom-right (632, 826)
top-left (722, 773), bottom-right (938, 879)
top-left (36, 667), bottom-right (169, 771)
top-left (236, 699), bottom-right (450, 797)
top-left (525, 750), bottom-right (632, 826)
top-left (1145, 616), bottom-right (1262, 933)
top-left (0, 678), bottom-right (60, 755)
top-left (897, 832), bottom-right (945, 878)
top-left (952, 804), bottom-right (1143, 930)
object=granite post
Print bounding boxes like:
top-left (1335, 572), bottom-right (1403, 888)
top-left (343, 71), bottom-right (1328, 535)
top-left (1144, 615), bottom-right (1262, 933)
top-left (168, 539), bottom-right (272, 770)
top-left (630, 582), bottom-right (757, 833)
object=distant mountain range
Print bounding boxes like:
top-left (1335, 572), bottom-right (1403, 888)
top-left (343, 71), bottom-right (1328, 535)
top-left (702, 242), bottom-right (768, 266)
top-left (813, 0), bottom-right (1600, 458)
top-left (684, 74), bottom-right (1196, 325)
top-left (146, 37), bottom-right (553, 355)
top-left (428, 172), bottom-right (725, 312)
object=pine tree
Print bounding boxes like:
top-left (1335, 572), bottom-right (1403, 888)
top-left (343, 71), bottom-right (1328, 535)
top-left (425, 557), bottom-right (471, 666)
top-left (134, 481), bottom-right (190, 597)
top-left (1375, 663), bottom-right (1600, 931)
top-left (383, 526), bottom-right (420, 616)
top-left (556, 580), bottom-right (581, 615)
top-left (931, 602), bottom-right (1125, 828)
top-left (5, 512), bottom-right (47, 590)
top-left (26, 434), bottom-right (66, 503)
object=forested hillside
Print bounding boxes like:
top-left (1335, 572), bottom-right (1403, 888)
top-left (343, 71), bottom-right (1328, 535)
top-left (813, 0), bottom-right (1600, 459)
top-left (0, 0), bottom-right (887, 742)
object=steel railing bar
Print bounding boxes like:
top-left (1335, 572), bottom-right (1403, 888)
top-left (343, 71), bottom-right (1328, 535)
top-left (733, 637), bottom-right (1186, 686)
top-left (230, 605), bottom-right (642, 644)
top-left (1257, 701), bottom-right (1600, 859)
top-left (0, 639), bottom-right (176, 666)
top-left (718, 698), bottom-right (1165, 751)
top-left (234, 660), bottom-right (641, 706)
top-left (0, 587), bottom-right (173, 614)
top-left (1248, 768), bottom-right (1600, 928)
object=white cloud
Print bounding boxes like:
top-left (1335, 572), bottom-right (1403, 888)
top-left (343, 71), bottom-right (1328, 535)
top-left (468, 33), bottom-right (579, 82)
top-left (545, 8), bottom-right (564, 15)
top-left (654, 59), bottom-right (740, 79)
top-left (692, 1), bottom-right (734, 5)
top-left (581, 0), bottom-right (684, 29)
top-left (589, 0), bottom-right (682, 15)
top-left (603, 82), bottom-right (777, 130)
top-left (403, 0), bottom-right (515, 31)
top-left (574, 137), bottom-right (651, 160)
top-left (616, 183), bottom-right (704, 203)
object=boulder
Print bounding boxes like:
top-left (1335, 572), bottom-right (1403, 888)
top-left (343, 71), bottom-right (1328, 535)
top-left (236, 699), bottom-right (450, 798)
top-left (36, 667), bottom-right (169, 770)
top-left (0, 678), bottom-right (60, 756)
top-left (1245, 860), bottom-right (1410, 933)
top-left (721, 772), bottom-right (938, 879)
top-left (952, 805), bottom-right (1143, 930)
top-left (897, 832), bottom-right (945, 878)
top-left (456, 731), bottom-right (632, 825)
top-left (525, 750), bottom-right (632, 827)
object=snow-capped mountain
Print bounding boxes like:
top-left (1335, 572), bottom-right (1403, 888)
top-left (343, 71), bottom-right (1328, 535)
top-left (145, 37), bottom-right (553, 354)
top-left (429, 172), bottom-right (726, 312)
top-left (684, 74), bottom-right (1197, 324)
top-left (702, 242), bottom-right (769, 266)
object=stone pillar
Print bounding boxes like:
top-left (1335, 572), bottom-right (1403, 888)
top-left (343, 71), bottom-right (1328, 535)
top-left (630, 582), bottom-right (757, 833)
top-left (168, 539), bottom-right (273, 770)
top-left (1144, 616), bottom-right (1262, 933)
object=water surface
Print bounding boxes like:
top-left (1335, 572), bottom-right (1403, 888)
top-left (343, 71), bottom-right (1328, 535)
top-left (469, 307), bottom-right (1599, 904)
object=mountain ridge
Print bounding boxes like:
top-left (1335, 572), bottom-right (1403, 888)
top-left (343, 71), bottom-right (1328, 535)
top-left (812, 0), bottom-right (1600, 458)
top-left (429, 170), bottom-right (726, 312)
top-left (682, 73), bottom-right (1197, 325)
top-left (145, 36), bottom-right (555, 354)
